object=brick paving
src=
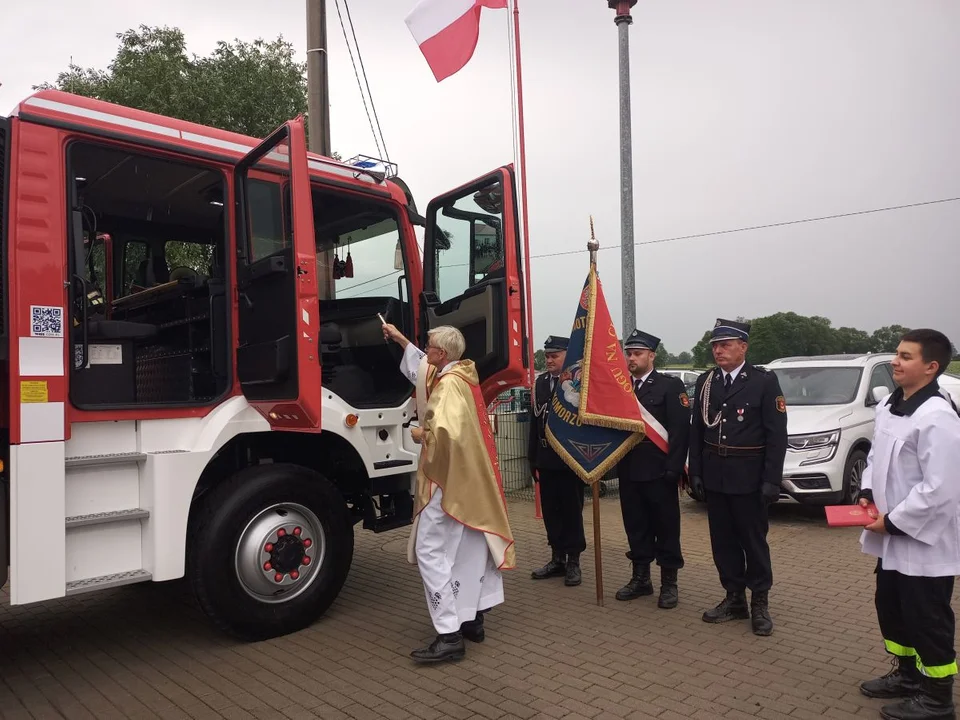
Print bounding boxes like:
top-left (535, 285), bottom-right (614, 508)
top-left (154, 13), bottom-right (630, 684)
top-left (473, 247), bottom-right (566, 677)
top-left (2, 496), bottom-right (958, 720)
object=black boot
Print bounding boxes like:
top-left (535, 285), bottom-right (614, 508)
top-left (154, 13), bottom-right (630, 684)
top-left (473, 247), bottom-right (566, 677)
top-left (410, 632), bottom-right (465, 664)
top-left (702, 591), bottom-right (750, 623)
top-left (616, 562), bottom-right (653, 601)
top-left (750, 590), bottom-right (773, 636)
top-left (531, 549), bottom-right (566, 580)
top-left (565, 553), bottom-right (582, 586)
top-left (880, 675), bottom-right (955, 720)
top-left (658, 568), bottom-right (679, 609)
top-left (861, 656), bottom-right (922, 699)
top-left (460, 612), bottom-right (485, 643)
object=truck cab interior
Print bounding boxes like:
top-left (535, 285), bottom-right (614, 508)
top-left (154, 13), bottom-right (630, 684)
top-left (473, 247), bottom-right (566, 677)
top-left (67, 141), bottom-right (230, 408)
top-left (66, 139), bottom-right (417, 412)
top-left (311, 186), bottom-right (413, 409)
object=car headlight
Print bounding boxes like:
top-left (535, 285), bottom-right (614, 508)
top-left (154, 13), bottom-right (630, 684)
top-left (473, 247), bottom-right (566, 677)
top-left (788, 429), bottom-right (840, 466)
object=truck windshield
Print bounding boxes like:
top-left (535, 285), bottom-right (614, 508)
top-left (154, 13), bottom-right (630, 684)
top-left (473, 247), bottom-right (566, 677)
top-left (769, 367), bottom-right (863, 406)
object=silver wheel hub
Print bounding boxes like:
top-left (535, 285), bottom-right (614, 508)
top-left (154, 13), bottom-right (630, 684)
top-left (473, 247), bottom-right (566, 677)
top-left (849, 459), bottom-right (867, 502)
top-left (235, 503), bottom-right (326, 603)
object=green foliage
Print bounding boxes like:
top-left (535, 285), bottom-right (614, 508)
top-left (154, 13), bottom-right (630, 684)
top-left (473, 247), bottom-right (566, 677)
top-left (686, 313), bottom-right (918, 366)
top-left (870, 325), bottom-right (912, 354)
top-left (37, 25), bottom-right (337, 152)
top-left (654, 342), bottom-right (668, 369)
top-left (533, 348), bottom-right (546, 372)
top-left (691, 330), bottom-right (713, 368)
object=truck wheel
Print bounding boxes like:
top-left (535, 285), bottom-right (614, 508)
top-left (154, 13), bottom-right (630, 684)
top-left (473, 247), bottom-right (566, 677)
top-left (188, 463), bottom-right (354, 641)
top-left (841, 449), bottom-right (868, 505)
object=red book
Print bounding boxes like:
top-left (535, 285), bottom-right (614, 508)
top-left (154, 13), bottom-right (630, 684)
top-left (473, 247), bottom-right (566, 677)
top-left (825, 504), bottom-right (878, 527)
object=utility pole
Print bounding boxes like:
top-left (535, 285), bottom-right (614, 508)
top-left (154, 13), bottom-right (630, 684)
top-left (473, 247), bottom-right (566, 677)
top-left (607, 0), bottom-right (637, 336)
top-left (307, 0), bottom-right (334, 300)
top-left (306, 0), bottom-right (331, 157)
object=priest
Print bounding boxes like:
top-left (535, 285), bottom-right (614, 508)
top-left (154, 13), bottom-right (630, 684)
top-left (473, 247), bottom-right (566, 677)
top-left (382, 322), bottom-right (516, 663)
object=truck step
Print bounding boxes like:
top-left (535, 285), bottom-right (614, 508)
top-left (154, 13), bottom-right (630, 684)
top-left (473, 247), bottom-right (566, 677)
top-left (65, 569), bottom-right (152, 596)
top-left (66, 508), bottom-right (150, 528)
top-left (65, 452), bottom-right (147, 468)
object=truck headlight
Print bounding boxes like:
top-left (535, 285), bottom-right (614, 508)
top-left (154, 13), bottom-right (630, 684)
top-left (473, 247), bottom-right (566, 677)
top-left (788, 429), bottom-right (840, 465)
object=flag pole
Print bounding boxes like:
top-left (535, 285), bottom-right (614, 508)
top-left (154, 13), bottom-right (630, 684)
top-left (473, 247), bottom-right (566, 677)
top-left (588, 217), bottom-right (604, 607)
top-left (509, 0), bottom-right (541, 520)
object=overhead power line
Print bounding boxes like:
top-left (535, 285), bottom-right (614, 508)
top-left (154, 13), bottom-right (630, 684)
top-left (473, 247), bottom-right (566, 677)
top-left (528, 196), bottom-right (960, 261)
top-left (333, 0), bottom-right (387, 160)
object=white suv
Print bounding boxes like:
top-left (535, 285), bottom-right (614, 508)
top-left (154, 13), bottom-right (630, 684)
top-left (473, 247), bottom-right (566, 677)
top-left (762, 353), bottom-right (899, 506)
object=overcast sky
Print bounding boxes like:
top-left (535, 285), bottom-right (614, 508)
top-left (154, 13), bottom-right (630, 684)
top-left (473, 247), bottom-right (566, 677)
top-left (2, 0), bottom-right (958, 354)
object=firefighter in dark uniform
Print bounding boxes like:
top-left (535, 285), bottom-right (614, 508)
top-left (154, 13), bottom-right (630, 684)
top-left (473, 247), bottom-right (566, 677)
top-left (528, 336), bottom-right (586, 587)
top-left (615, 329), bottom-right (690, 609)
top-left (689, 319), bottom-right (788, 636)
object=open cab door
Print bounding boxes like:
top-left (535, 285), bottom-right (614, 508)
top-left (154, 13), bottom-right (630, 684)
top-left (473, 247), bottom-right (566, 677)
top-left (234, 119), bottom-right (322, 430)
top-left (421, 166), bottom-right (528, 405)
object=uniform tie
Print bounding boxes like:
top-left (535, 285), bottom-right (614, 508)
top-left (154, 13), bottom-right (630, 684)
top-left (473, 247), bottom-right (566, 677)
top-left (724, 374), bottom-right (733, 390)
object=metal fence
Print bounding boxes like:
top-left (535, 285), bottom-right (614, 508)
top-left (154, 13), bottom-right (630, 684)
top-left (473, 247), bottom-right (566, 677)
top-left (490, 387), bottom-right (620, 501)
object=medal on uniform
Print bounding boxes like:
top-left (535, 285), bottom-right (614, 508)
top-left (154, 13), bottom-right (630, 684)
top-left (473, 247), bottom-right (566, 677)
top-left (737, 408), bottom-right (744, 422)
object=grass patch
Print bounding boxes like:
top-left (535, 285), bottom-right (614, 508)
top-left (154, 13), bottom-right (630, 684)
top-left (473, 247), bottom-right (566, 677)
top-left (949, 360), bottom-right (960, 376)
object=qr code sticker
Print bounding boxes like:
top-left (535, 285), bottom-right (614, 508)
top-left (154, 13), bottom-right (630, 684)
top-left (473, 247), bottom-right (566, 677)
top-left (31, 305), bottom-right (64, 338)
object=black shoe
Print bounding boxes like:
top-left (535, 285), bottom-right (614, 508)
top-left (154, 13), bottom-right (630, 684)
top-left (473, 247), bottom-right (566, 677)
top-left (702, 591), bottom-right (750, 623)
top-left (750, 590), bottom-right (773, 636)
top-left (861, 656), bottom-right (922, 699)
top-left (565, 553), bottom-right (582, 587)
top-left (880, 675), bottom-right (955, 720)
top-left (658, 568), bottom-right (679, 609)
top-left (460, 612), bottom-right (485, 643)
top-left (532, 549), bottom-right (566, 580)
top-left (410, 632), bottom-right (465, 664)
top-left (615, 562), bottom-right (653, 601)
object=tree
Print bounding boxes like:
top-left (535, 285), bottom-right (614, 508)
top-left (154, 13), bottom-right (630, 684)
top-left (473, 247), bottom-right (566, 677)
top-left (36, 25), bottom-right (335, 147)
top-left (533, 349), bottom-right (546, 372)
top-left (871, 325), bottom-right (911, 353)
top-left (835, 326), bottom-right (873, 354)
top-left (676, 351), bottom-right (693, 365)
top-left (691, 331), bottom-right (713, 368)
top-left (654, 342), bottom-right (669, 369)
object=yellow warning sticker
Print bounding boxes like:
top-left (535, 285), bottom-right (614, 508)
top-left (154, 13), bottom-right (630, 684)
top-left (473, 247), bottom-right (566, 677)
top-left (20, 380), bottom-right (49, 403)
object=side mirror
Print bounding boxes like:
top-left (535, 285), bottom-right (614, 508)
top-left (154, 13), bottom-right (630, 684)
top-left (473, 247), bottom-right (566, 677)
top-left (870, 386), bottom-right (889, 404)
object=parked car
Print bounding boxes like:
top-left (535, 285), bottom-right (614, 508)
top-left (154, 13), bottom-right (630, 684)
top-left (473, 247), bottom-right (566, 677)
top-left (660, 368), bottom-right (700, 395)
top-left (939, 372), bottom-right (960, 408)
top-left (760, 353), bottom-right (903, 505)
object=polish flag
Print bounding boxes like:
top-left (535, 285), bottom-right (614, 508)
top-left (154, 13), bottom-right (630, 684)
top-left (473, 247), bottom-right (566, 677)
top-left (405, 0), bottom-right (508, 82)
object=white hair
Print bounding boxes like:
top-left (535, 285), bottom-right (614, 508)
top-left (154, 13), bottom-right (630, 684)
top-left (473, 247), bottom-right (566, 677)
top-left (428, 325), bottom-right (466, 361)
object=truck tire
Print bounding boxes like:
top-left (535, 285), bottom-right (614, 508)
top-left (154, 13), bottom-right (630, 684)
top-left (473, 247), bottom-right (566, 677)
top-left (188, 463), bottom-right (354, 641)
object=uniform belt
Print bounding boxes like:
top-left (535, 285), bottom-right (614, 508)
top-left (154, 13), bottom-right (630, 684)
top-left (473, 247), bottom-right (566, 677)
top-left (705, 442), bottom-right (764, 458)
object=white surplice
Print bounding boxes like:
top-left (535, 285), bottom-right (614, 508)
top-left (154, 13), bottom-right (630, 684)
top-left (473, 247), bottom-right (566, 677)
top-left (860, 387), bottom-right (960, 577)
top-left (399, 342), bottom-right (506, 633)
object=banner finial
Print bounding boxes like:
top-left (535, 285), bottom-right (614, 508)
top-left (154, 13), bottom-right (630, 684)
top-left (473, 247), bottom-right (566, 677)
top-left (587, 215), bottom-right (599, 265)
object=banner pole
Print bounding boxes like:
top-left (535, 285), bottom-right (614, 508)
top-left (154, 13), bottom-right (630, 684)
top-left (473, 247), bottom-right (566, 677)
top-left (587, 217), bottom-right (604, 607)
top-left (592, 479), bottom-right (603, 607)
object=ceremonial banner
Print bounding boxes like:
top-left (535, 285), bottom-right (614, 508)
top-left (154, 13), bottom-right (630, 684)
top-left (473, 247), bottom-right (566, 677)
top-left (545, 264), bottom-right (646, 484)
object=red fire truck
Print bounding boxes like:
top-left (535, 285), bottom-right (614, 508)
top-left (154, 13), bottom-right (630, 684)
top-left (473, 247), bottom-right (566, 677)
top-left (0, 90), bottom-right (530, 640)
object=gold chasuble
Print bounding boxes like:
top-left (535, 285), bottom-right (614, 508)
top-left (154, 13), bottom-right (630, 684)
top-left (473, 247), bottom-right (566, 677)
top-left (414, 360), bottom-right (516, 571)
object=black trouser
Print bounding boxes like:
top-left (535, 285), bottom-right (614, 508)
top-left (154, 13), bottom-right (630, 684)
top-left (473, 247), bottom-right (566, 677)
top-left (619, 477), bottom-right (683, 569)
top-left (705, 490), bottom-right (772, 593)
top-left (875, 559), bottom-right (957, 676)
top-left (538, 466), bottom-right (586, 556)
